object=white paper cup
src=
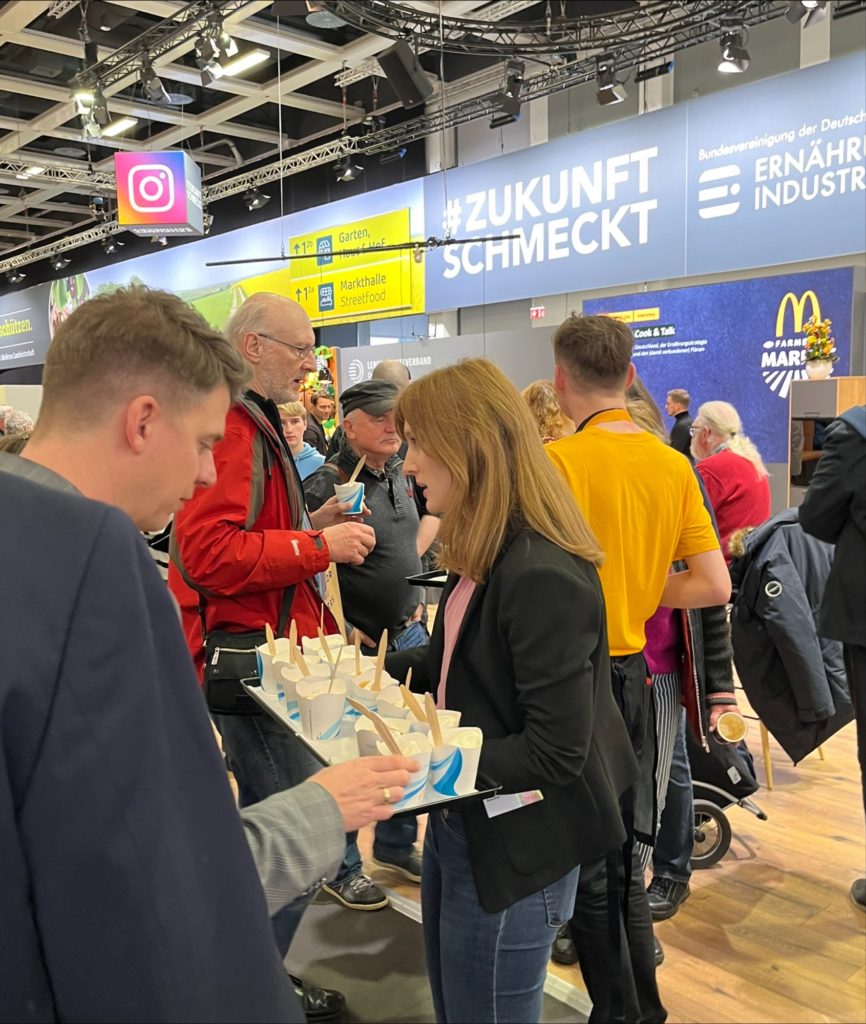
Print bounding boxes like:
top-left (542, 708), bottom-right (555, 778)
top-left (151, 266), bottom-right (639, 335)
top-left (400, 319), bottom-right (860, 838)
top-left (346, 655), bottom-right (378, 676)
top-left (407, 710), bottom-right (463, 738)
top-left (376, 732), bottom-right (432, 809)
top-left (256, 638), bottom-right (294, 695)
top-left (347, 676), bottom-right (379, 713)
top-left (716, 711), bottom-right (748, 744)
top-left (302, 634), bottom-right (346, 663)
top-left (297, 678), bottom-right (347, 741)
top-left (429, 726), bottom-right (483, 797)
top-left (277, 663), bottom-right (305, 718)
top-left (334, 480), bottom-right (365, 516)
top-left (354, 717), bottom-right (410, 757)
top-left (375, 683), bottom-right (411, 720)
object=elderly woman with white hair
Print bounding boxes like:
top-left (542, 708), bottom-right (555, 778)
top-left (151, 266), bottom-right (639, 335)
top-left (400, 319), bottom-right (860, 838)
top-left (690, 400), bottom-right (771, 562)
top-left (2, 408), bottom-right (34, 437)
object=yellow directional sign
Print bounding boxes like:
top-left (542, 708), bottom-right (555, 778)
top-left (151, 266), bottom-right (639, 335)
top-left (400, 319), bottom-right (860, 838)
top-left (237, 207), bottom-right (425, 327)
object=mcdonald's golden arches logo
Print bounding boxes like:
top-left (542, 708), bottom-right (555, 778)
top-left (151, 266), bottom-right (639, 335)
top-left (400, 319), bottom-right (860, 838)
top-left (775, 290), bottom-right (821, 337)
top-left (761, 289), bottom-right (823, 400)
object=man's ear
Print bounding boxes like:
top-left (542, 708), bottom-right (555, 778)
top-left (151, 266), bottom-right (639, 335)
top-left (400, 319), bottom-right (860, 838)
top-left (241, 331), bottom-right (264, 365)
top-left (624, 363), bottom-right (637, 389)
top-left (342, 413), bottom-right (356, 442)
top-left (553, 363), bottom-right (566, 395)
top-left (123, 395), bottom-right (160, 453)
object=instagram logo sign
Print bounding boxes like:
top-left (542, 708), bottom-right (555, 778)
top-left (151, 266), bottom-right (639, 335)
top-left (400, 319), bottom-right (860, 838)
top-left (115, 151), bottom-right (203, 235)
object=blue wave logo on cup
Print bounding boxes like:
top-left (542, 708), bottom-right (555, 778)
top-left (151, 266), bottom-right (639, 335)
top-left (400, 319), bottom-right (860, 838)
top-left (430, 748), bottom-right (463, 797)
top-left (335, 480), bottom-right (365, 516)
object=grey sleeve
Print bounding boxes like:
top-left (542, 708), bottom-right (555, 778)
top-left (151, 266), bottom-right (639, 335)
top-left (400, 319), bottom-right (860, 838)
top-left (240, 781), bottom-right (346, 915)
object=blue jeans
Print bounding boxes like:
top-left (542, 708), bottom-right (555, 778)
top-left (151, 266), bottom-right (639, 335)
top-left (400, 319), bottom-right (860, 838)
top-left (214, 711), bottom-right (327, 957)
top-left (652, 710), bottom-right (694, 883)
top-left (422, 809), bottom-right (579, 1024)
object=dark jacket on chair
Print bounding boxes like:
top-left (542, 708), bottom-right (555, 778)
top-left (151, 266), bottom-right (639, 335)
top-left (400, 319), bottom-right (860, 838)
top-left (798, 407), bottom-right (866, 648)
top-left (387, 528), bottom-right (638, 913)
top-left (729, 507), bottom-right (852, 763)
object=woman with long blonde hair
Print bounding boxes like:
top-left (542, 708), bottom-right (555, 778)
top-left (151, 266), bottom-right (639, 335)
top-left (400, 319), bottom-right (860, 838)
top-left (387, 358), bottom-right (636, 1024)
top-left (521, 378), bottom-right (575, 442)
top-left (690, 400), bottom-right (771, 561)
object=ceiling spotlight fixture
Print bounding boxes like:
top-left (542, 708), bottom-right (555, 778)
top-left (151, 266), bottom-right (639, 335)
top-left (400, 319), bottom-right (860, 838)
top-left (74, 79), bottom-right (110, 138)
top-left (50, 254), bottom-right (71, 271)
top-left (785, 1), bottom-right (828, 26)
top-left (596, 55), bottom-right (628, 105)
top-left (489, 58), bottom-right (524, 128)
top-left (333, 154), bottom-right (363, 182)
top-left (101, 236), bottom-right (125, 254)
top-left (634, 61), bottom-right (674, 83)
top-left (195, 12), bottom-right (238, 85)
top-left (718, 26), bottom-right (750, 74)
top-left (140, 59), bottom-right (171, 104)
top-left (243, 187), bottom-right (271, 211)
top-left (203, 210), bottom-right (214, 235)
top-left (152, 235), bottom-right (168, 247)
top-left (7, 270), bottom-right (27, 285)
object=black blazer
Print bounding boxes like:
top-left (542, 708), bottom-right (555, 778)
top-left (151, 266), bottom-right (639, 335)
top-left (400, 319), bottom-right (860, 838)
top-left (388, 529), bottom-right (637, 913)
top-left (0, 473), bottom-right (300, 1022)
top-left (669, 411), bottom-right (694, 459)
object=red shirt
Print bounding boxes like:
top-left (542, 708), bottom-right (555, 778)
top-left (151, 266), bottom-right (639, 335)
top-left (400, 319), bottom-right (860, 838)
top-left (696, 448), bottom-right (771, 562)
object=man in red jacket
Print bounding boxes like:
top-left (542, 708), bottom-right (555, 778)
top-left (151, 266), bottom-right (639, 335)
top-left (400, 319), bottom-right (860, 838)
top-left (169, 292), bottom-right (376, 1002)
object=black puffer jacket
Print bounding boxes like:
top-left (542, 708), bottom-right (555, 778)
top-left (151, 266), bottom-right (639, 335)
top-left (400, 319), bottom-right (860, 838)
top-left (729, 508), bottom-right (852, 763)
top-left (799, 408), bottom-right (866, 648)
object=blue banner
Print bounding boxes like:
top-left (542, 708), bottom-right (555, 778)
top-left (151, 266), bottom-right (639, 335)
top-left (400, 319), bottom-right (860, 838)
top-left (583, 267), bottom-right (854, 464)
top-left (423, 104), bottom-right (687, 311)
top-left (423, 52), bottom-right (866, 311)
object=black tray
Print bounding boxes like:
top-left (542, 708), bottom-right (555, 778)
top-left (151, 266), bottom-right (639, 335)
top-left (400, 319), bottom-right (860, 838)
top-left (243, 684), bottom-right (500, 818)
top-left (406, 569), bottom-right (448, 589)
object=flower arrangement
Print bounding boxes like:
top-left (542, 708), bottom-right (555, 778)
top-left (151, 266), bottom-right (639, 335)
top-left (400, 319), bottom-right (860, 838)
top-left (802, 315), bottom-right (838, 363)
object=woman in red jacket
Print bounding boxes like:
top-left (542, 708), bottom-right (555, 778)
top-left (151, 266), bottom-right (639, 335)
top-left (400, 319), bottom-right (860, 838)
top-left (690, 400), bottom-right (771, 562)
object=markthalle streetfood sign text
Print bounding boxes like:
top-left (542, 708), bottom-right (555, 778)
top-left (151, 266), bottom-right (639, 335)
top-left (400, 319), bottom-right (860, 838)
top-left (114, 151), bottom-right (204, 237)
top-left (424, 51), bottom-right (866, 310)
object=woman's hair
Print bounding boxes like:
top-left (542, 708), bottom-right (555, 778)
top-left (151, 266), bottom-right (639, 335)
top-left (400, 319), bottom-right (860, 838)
top-left (278, 401), bottom-right (307, 420)
top-left (695, 400), bottom-right (768, 477)
top-left (0, 430), bottom-right (30, 455)
top-left (395, 359), bottom-right (603, 581)
top-left (520, 379), bottom-right (575, 441)
top-left (626, 375), bottom-right (667, 442)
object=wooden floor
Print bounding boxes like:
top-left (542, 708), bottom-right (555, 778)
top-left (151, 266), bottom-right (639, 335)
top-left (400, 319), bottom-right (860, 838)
top-left (359, 717), bottom-right (866, 1024)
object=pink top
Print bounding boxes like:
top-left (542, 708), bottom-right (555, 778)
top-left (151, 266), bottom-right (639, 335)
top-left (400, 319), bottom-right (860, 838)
top-left (437, 576), bottom-right (477, 709)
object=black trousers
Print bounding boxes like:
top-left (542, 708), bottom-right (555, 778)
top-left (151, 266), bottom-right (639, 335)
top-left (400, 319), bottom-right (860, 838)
top-left (571, 652), bottom-right (666, 1023)
top-left (844, 643), bottom-right (866, 820)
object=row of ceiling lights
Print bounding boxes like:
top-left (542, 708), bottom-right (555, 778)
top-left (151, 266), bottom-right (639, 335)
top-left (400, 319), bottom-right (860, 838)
top-left (72, 11), bottom-right (270, 141)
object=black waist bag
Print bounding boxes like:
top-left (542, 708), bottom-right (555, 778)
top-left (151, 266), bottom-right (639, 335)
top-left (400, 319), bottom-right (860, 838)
top-left (204, 629), bottom-right (265, 716)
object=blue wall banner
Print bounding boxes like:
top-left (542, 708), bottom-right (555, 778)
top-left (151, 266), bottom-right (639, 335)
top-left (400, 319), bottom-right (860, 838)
top-left (424, 51), bottom-right (866, 311)
top-left (582, 267), bottom-right (854, 464)
top-left (423, 104), bottom-right (687, 311)
top-left (685, 55), bottom-right (866, 276)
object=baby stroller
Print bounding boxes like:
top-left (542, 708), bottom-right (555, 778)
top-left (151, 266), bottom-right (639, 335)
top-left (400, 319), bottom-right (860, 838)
top-left (686, 730), bottom-right (767, 868)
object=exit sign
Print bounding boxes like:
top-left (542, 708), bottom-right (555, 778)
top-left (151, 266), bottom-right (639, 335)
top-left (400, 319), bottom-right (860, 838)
top-left (530, 305), bottom-right (545, 320)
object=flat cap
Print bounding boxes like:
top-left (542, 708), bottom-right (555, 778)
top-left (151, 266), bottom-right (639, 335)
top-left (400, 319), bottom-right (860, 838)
top-left (340, 379), bottom-right (399, 417)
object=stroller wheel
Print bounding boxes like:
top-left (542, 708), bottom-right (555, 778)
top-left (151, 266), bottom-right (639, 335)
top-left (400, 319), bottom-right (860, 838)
top-left (690, 799), bottom-right (732, 869)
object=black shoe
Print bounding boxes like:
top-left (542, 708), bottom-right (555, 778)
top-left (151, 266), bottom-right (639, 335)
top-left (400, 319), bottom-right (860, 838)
top-left (647, 876), bottom-right (691, 921)
top-left (551, 922), bottom-right (578, 965)
top-left (321, 873), bottom-right (389, 911)
top-left (288, 975), bottom-right (345, 1022)
top-left (371, 847), bottom-right (422, 883)
top-left (851, 878), bottom-right (866, 912)
top-left (654, 934), bottom-right (665, 967)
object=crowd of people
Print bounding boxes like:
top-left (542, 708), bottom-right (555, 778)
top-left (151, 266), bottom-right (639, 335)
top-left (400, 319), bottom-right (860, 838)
top-left (0, 285), bottom-right (863, 1024)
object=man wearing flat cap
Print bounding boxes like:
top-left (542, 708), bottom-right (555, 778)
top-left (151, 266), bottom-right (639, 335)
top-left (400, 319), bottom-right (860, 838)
top-left (304, 378), bottom-right (428, 906)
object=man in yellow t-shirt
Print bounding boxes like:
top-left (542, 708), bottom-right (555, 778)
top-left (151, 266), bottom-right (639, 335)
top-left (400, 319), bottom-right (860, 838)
top-left (547, 313), bottom-right (730, 1024)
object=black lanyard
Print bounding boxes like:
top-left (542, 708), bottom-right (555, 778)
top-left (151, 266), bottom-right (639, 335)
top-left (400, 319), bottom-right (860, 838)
top-left (575, 408), bottom-right (625, 433)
